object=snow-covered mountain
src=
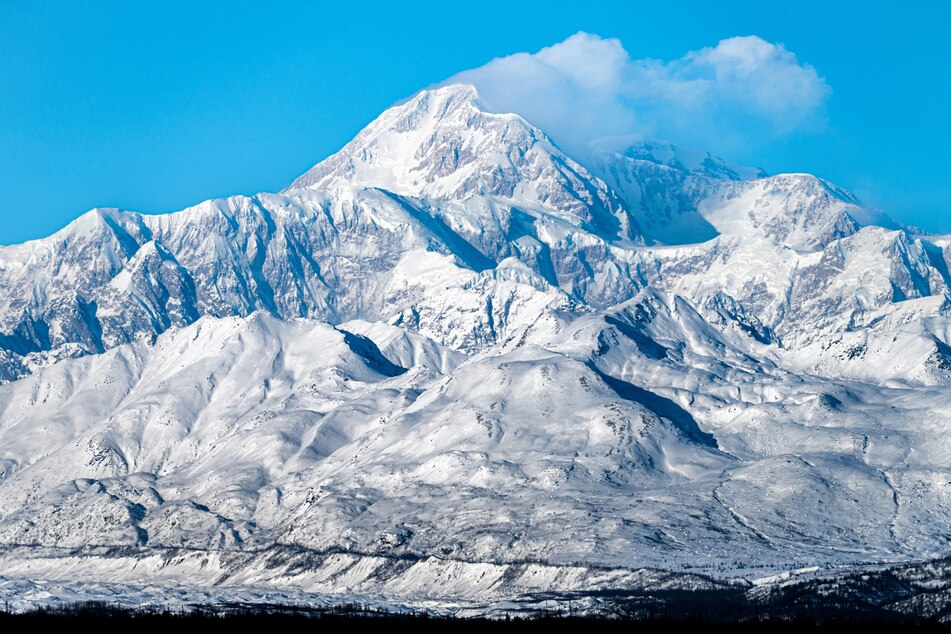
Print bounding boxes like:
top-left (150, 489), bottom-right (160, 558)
top-left (1, 83), bottom-right (950, 611)
top-left (286, 84), bottom-right (642, 243)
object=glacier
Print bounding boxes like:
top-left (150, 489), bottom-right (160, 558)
top-left (0, 83), bottom-right (950, 612)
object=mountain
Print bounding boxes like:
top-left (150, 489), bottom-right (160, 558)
top-left (1, 83), bottom-right (950, 612)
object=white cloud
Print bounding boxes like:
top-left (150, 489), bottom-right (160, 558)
top-left (443, 33), bottom-right (830, 156)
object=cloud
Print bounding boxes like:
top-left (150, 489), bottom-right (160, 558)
top-left (442, 33), bottom-right (830, 157)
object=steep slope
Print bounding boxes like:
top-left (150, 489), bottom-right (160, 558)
top-left (286, 84), bottom-right (642, 243)
top-left (639, 226), bottom-right (951, 366)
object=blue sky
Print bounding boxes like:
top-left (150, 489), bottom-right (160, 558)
top-left (1, 1), bottom-right (948, 244)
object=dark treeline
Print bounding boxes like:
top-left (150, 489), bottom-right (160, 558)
top-left (1, 601), bottom-right (951, 633)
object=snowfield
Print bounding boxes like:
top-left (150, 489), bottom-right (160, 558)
top-left (0, 84), bottom-right (950, 612)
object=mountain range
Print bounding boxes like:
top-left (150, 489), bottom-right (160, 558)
top-left (1, 83), bottom-right (950, 612)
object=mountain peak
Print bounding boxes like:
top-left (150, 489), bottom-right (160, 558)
top-left (285, 84), bottom-right (641, 242)
top-left (410, 82), bottom-right (481, 108)
top-left (284, 83), bottom-right (522, 196)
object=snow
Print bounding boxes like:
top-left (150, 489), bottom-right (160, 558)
top-left (0, 83), bottom-right (948, 610)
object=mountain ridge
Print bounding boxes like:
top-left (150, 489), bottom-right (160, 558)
top-left (0, 84), bottom-right (933, 378)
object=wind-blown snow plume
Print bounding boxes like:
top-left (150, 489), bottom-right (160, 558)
top-left (443, 32), bottom-right (830, 156)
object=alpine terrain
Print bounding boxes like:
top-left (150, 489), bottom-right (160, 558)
top-left (1, 84), bottom-right (951, 614)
